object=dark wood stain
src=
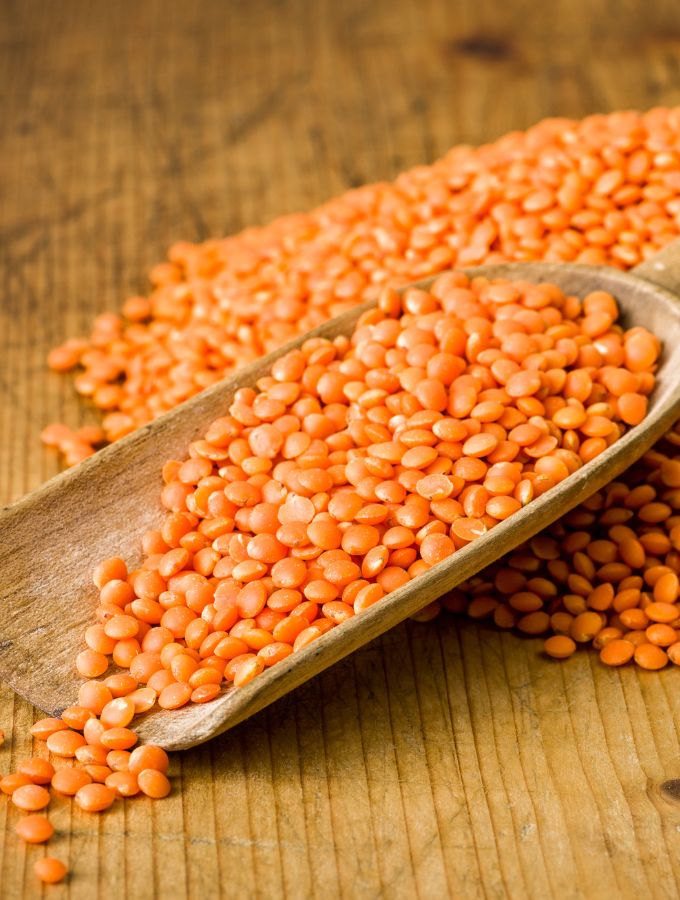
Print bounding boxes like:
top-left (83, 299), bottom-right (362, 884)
top-left (447, 35), bottom-right (513, 62)
top-left (660, 780), bottom-right (680, 803)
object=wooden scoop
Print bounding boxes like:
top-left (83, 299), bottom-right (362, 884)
top-left (3, 242), bottom-right (680, 750)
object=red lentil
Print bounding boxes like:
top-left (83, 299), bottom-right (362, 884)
top-left (17, 758), bottom-right (55, 785)
top-left (100, 728), bottom-right (138, 751)
top-left (34, 857), bottom-right (67, 884)
top-left (83, 764), bottom-right (113, 783)
top-left (30, 718), bottom-right (68, 741)
top-left (12, 784), bottom-right (50, 811)
top-left (74, 783), bottom-right (116, 812)
top-left (0, 774), bottom-right (32, 795)
top-left (128, 745), bottom-right (169, 775)
top-left (105, 771), bottom-right (140, 797)
top-left (635, 643), bottom-right (669, 670)
top-left (15, 815), bottom-right (54, 844)
top-left (544, 635), bottom-right (576, 659)
top-left (51, 767), bottom-right (93, 796)
top-left (137, 769), bottom-right (171, 799)
top-left (600, 640), bottom-right (635, 666)
top-left (46, 730), bottom-right (86, 757)
top-left (106, 750), bottom-right (131, 772)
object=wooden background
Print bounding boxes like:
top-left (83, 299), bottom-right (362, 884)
top-left (3, 0), bottom-right (680, 897)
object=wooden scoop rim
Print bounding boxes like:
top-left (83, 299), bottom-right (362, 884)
top-left (2, 259), bottom-right (680, 749)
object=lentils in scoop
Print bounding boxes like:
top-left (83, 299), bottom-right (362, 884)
top-left (73, 273), bottom-right (657, 706)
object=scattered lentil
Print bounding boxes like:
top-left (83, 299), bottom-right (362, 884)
top-left (15, 815), bottom-right (54, 844)
top-left (12, 784), bottom-right (51, 811)
top-left (0, 773), bottom-right (32, 795)
top-left (51, 768), bottom-right (93, 796)
top-left (34, 857), bottom-right (67, 884)
top-left (137, 769), bottom-right (171, 799)
top-left (17, 758), bottom-right (55, 785)
top-left (74, 783), bottom-right (116, 813)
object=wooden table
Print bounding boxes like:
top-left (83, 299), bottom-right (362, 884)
top-left (3, 1), bottom-right (680, 896)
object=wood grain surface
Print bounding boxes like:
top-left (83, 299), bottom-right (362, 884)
top-left (3, 0), bottom-right (680, 897)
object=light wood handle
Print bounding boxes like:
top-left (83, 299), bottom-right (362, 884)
top-left (631, 237), bottom-right (680, 295)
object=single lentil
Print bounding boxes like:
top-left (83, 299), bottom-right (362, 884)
top-left (15, 815), bottom-right (54, 844)
top-left (34, 857), bottom-right (67, 885)
top-left (74, 783), bottom-right (116, 813)
top-left (12, 784), bottom-right (50, 811)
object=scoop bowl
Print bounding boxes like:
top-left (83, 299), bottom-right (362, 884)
top-left (2, 241), bottom-right (680, 749)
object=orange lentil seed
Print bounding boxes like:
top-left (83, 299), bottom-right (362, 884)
top-left (46, 730), bottom-right (87, 757)
top-left (74, 782), bottom-right (117, 812)
top-left (17, 758), bottom-right (55, 785)
top-left (16, 814), bottom-right (55, 844)
top-left (51, 768), bottom-right (93, 796)
top-left (0, 774), bottom-right (32, 795)
top-left (635, 643), bottom-right (669, 670)
top-left (544, 635), bottom-right (576, 659)
top-left (600, 640), bottom-right (635, 667)
top-left (12, 784), bottom-right (51, 811)
top-left (34, 857), bottom-right (68, 885)
top-left (128, 745), bottom-right (169, 775)
top-left (137, 769), bottom-right (172, 799)
top-left (30, 718), bottom-right (68, 740)
top-left (106, 771), bottom-right (140, 797)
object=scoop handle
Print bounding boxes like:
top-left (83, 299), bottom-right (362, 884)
top-left (631, 238), bottom-right (680, 295)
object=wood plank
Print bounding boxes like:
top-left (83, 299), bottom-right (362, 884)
top-left (4, 0), bottom-right (680, 896)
